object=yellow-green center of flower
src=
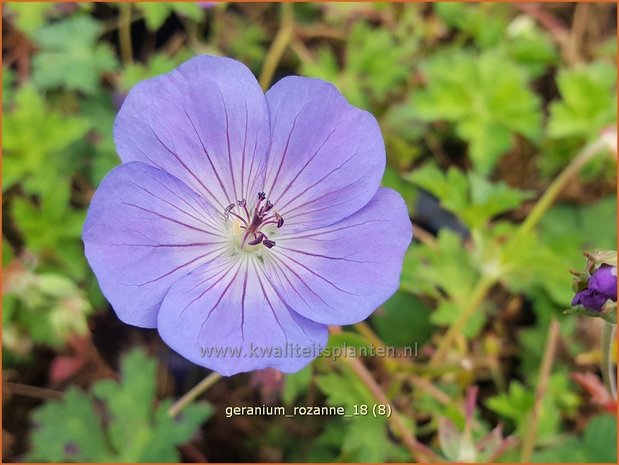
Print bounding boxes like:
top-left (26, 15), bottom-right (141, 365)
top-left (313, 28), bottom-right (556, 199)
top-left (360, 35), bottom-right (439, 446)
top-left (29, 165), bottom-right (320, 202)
top-left (223, 192), bottom-right (284, 254)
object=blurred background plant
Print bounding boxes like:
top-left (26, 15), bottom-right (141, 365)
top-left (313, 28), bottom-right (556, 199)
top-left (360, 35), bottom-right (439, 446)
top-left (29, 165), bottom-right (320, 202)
top-left (2, 2), bottom-right (617, 462)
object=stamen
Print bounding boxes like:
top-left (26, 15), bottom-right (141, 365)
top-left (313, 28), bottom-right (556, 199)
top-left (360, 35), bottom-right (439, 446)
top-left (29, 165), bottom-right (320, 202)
top-left (224, 203), bottom-right (235, 220)
top-left (251, 213), bottom-right (262, 227)
top-left (248, 233), bottom-right (265, 246)
top-left (226, 192), bottom-right (285, 250)
top-left (262, 239), bottom-right (276, 248)
top-left (275, 213), bottom-right (284, 228)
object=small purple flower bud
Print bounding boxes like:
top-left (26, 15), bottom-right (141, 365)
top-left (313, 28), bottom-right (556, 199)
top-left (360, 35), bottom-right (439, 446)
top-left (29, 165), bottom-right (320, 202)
top-left (589, 265), bottom-right (617, 301)
top-left (572, 289), bottom-right (609, 312)
top-left (572, 265), bottom-right (617, 312)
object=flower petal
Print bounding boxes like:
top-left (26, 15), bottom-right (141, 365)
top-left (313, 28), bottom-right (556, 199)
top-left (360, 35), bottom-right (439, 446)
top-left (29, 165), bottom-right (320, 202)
top-left (157, 257), bottom-right (328, 376)
top-left (265, 188), bottom-right (412, 325)
top-left (83, 162), bottom-right (228, 328)
top-left (114, 55), bottom-right (271, 210)
top-left (263, 77), bottom-right (385, 229)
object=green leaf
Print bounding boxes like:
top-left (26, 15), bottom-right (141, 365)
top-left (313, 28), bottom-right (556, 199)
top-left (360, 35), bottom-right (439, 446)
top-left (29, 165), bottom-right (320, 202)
top-left (531, 414), bottom-right (617, 462)
top-left (505, 16), bottom-right (557, 78)
top-left (430, 301), bottom-right (486, 338)
top-left (301, 22), bottom-right (415, 108)
top-left (136, 2), bottom-right (204, 31)
top-left (12, 181), bottom-right (87, 278)
top-left (372, 291), bottom-right (433, 347)
top-left (435, 3), bottom-right (509, 48)
top-left (28, 349), bottom-right (212, 462)
top-left (2, 237), bottom-right (14, 266)
top-left (33, 15), bottom-right (118, 94)
top-left (282, 365), bottom-right (313, 405)
top-left (5, 2), bottom-right (57, 37)
top-left (341, 416), bottom-right (389, 462)
top-left (120, 51), bottom-right (193, 92)
top-left (315, 366), bottom-right (391, 462)
top-left (315, 366), bottom-right (374, 411)
top-left (402, 229), bottom-right (479, 305)
top-left (540, 196), bottom-right (617, 252)
top-left (486, 374), bottom-right (572, 443)
top-left (225, 16), bottom-right (268, 71)
top-left (482, 222), bottom-right (575, 305)
top-left (78, 90), bottom-right (120, 185)
top-left (2, 85), bottom-right (91, 193)
top-left (381, 167), bottom-right (417, 214)
top-left (29, 388), bottom-right (114, 462)
top-left (412, 49), bottom-right (541, 174)
top-left (408, 164), bottom-right (532, 230)
top-left (3, 266), bottom-right (92, 355)
top-left (582, 414), bottom-right (617, 462)
top-left (548, 61), bottom-right (617, 141)
top-left (486, 381), bottom-right (533, 423)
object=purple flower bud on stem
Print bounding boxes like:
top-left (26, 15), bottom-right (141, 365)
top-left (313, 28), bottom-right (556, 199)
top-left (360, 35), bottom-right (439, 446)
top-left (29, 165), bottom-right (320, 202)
top-left (572, 265), bottom-right (617, 312)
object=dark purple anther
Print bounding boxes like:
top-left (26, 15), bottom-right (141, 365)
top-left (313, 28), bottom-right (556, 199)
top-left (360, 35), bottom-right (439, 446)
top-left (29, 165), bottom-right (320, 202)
top-left (264, 201), bottom-right (274, 213)
top-left (258, 192), bottom-right (266, 201)
top-left (224, 203), bottom-right (235, 219)
top-left (238, 199), bottom-right (247, 208)
top-left (263, 239), bottom-right (276, 248)
top-left (248, 233), bottom-right (265, 246)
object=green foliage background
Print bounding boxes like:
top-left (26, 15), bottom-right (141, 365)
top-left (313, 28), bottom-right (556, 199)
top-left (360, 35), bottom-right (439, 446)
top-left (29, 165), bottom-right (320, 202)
top-left (2, 2), bottom-right (617, 463)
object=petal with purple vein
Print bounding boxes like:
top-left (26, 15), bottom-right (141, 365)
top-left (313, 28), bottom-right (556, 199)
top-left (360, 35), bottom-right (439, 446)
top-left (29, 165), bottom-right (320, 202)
top-left (263, 77), bottom-right (385, 230)
top-left (115, 55), bottom-right (271, 209)
top-left (158, 256), bottom-right (328, 376)
top-left (83, 162), bottom-right (228, 327)
top-left (265, 188), bottom-right (412, 325)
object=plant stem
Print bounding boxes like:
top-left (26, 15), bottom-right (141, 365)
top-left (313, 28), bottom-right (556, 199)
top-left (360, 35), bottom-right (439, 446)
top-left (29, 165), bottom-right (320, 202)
top-left (168, 371), bottom-right (222, 417)
top-left (119, 3), bottom-right (133, 65)
top-left (431, 137), bottom-right (610, 364)
top-left (517, 137), bottom-right (609, 238)
top-left (343, 354), bottom-right (440, 462)
top-left (601, 322), bottom-right (617, 400)
top-left (329, 326), bottom-right (439, 462)
top-left (258, 3), bottom-right (294, 91)
top-left (520, 318), bottom-right (560, 462)
top-left (354, 321), bottom-right (389, 350)
top-left (5, 382), bottom-right (63, 400)
top-left (431, 275), bottom-right (496, 365)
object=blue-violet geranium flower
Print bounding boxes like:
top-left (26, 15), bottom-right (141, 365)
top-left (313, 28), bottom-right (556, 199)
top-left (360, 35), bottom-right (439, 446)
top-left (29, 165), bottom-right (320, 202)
top-left (83, 55), bottom-right (412, 375)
